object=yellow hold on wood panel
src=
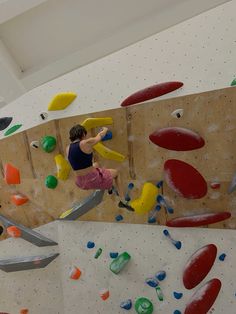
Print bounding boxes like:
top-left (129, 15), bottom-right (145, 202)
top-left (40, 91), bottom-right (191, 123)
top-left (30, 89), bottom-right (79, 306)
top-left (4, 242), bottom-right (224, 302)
top-left (54, 154), bottom-right (71, 180)
top-left (81, 117), bottom-right (113, 130)
top-left (93, 142), bottom-right (126, 162)
top-left (48, 92), bottom-right (77, 111)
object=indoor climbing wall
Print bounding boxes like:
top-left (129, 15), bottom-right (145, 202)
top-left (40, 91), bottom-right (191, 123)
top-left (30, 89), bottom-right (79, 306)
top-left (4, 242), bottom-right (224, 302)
top-left (0, 86), bottom-right (235, 235)
top-left (0, 220), bottom-right (235, 313)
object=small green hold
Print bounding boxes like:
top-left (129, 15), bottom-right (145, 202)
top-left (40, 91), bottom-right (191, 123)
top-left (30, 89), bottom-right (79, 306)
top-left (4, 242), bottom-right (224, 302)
top-left (110, 252), bottom-right (131, 274)
top-left (135, 297), bottom-right (153, 314)
top-left (94, 248), bottom-right (102, 259)
top-left (41, 136), bottom-right (57, 153)
top-left (45, 175), bottom-right (58, 189)
top-left (4, 124), bottom-right (22, 136)
top-left (231, 78), bottom-right (236, 86)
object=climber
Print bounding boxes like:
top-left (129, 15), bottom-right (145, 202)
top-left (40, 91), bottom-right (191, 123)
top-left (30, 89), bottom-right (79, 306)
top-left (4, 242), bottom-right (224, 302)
top-left (66, 124), bottom-right (133, 211)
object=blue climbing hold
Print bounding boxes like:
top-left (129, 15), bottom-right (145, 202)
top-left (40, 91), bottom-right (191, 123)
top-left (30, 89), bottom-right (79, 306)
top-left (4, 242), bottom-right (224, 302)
top-left (87, 241), bottom-right (95, 249)
top-left (128, 182), bottom-right (134, 189)
top-left (145, 277), bottom-right (159, 288)
top-left (219, 253), bottom-right (226, 261)
top-left (115, 215), bottom-right (124, 222)
top-left (148, 216), bottom-right (156, 223)
top-left (155, 270), bottom-right (166, 281)
top-left (173, 310), bottom-right (181, 314)
top-left (120, 299), bottom-right (132, 310)
top-left (156, 180), bottom-right (163, 188)
top-left (101, 130), bottom-right (113, 141)
top-left (173, 292), bottom-right (183, 300)
top-left (110, 252), bottom-right (119, 259)
top-left (163, 229), bottom-right (169, 236)
top-left (167, 207), bottom-right (174, 214)
top-left (155, 205), bottom-right (161, 211)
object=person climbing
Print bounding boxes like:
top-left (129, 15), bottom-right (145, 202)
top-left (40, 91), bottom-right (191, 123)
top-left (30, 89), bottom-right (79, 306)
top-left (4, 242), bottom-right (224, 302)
top-left (66, 124), bottom-right (134, 211)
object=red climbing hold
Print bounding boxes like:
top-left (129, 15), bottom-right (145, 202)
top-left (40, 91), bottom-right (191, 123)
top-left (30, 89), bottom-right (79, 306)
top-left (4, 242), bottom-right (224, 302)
top-left (121, 82), bottom-right (183, 107)
top-left (4, 163), bottom-right (20, 184)
top-left (11, 193), bottom-right (29, 206)
top-left (166, 212), bottom-right (231, 227)
top-left (7, 226), bottom-right (22, 238)
top-left (149, 127), bottom-right (205, 151)
top-left (183, 244), bottom-right (217, 290)
top-left (164, 159), bottom-right (207, 199)
top-left (184, 278), bottom-right (221, 314)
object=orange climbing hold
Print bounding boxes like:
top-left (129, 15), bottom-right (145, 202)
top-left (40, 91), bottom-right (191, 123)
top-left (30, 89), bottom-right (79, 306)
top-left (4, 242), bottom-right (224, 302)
top-left (20, 309), bottom-right (29, 314)
top-left (11, 193), bottom-right (29, 206)
top-left (99, 289), bottom-right (110, 301)
top-left (7, 226), bottom-right (22, 238)
top-left (4, 163), bottom-right (20, 184)
top-left (69, 266), bottom-right (82, 280)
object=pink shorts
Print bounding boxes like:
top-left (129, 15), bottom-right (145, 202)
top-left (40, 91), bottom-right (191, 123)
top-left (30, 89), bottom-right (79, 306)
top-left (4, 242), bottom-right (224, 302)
top-left (75, 168), bottom-right (113, 190)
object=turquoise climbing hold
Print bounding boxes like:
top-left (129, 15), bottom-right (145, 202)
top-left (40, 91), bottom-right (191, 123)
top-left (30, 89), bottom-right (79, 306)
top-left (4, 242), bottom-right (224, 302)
top-left (231, 78), bottom-right (236, 86)
top-left (41, 136), bottom-right (57, 153)
top-left (45, 175), bottom-right (58, 189)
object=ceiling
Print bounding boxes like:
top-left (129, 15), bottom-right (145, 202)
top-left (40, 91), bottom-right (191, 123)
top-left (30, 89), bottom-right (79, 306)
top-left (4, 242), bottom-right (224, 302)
top-left (0, 0), bottom-right (231, 101)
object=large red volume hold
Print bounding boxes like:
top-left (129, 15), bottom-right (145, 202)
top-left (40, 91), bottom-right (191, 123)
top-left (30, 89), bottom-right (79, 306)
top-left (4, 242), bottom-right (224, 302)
top-left (164, 159), bottom-right (207, 199)
top-left (183, 244), bottom-right (217, 290)
top-left (184, 278), bottom-right (221, 314)
top-left (166, 212), bottom-right (231, 227)
top-left (149, 127), bottom-right (205, 151)
top-left (120, 81), bottom-right (183, 107)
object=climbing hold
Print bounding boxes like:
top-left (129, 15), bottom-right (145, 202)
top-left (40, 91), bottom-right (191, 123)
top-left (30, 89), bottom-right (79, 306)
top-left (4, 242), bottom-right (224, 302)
top-left (156, 180), bottom-right (163, 188)
top-left (4, 124), bottom-right (22, 136)
top-left (135, 297), bottom-right (153, 314)
top-left (173, 292), bottom-right (183, 300)
top-left (219, 253), bottom-right (226, 261)
top-left (125, 182), bottom-right (134, 201)
top-left (147, 216), bottom-right (156, 224)
top-left (99, 288), bottom-right (110, 301)
top-left (164, 159), bottom-right (207, 199)
top-left (81, 117), bottom-right (113, 131)
top-left (120, 299), bottom-right (132, 310)
top-left (87, 241), bottom-right (95, 249)
top-left (94, 248), bottom-right (103, 259)
top-left (183, 244), bottom-right (217, 289)
top-left (55, 154), bottom-right (71, 180)
top-left (156, 286), bottom-right (164, 301)
top-left (101, 130), bottom-right (113, 141)
top-left (110, 252), bottom-right (119, 259)
top-left (115, 215), bottom-right (123, 222)
top-left (45, 175), bottom-right (58, 189)
top-left (171, 108), bottom-right (184, 118)
top-left (0, 226), bottom-right (4, 236)
top-left (110, 252), bottom-right (131, 274)
top-left (41, 136), bottom-right (57, 153)
top-left (166, 212), bottom-right (231, 227)
top-left (163, 229), bottom-right (182, 249)
top-left (93, 142), bottom-right (125, 162)
top-left (157, 195), bottom-right (174, 214)
top-left (231, 78), bottom-right (236, 86)
top-left (130, 182), bottom-right (159, 214)
top-left (0, 117), bottom-right (13, 131)
top-left (69, 266), bottom-right (81, 280)
top-left (121, 81), bottom-right (183, 107)
top-left (149, 127), bottom-right (205, 151)
top-left (173, 310), bottom-right (181, 314)
top-left (7, 226), bottom-right (21, 238)
top-left (48, 92), bottom-right (77, 111)
top-left (40, 112), bottom-right (48, 120)
top-left (11, 193), bottom-right (29, 206)
top-left (4, 163), bottom-right (20, 184)
top-left (210, 181), bottom-right (220, 189)
top-left (155, 270), bottom-right (166, 281)
top-left (20, 310), bottom-right (29, 314)
top-left (145, 277), bottom-right (159, 288)
top-left (184, 278), bottom-right (221, 314)
top-left (30, 140), bottom-right (40, 149)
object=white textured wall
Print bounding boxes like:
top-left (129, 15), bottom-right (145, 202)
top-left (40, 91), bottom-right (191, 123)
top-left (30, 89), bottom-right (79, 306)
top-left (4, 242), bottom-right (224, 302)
top-left (0, 221), bottom-right (235, 313)
top-left (0, 1), bottom-right (235, 139)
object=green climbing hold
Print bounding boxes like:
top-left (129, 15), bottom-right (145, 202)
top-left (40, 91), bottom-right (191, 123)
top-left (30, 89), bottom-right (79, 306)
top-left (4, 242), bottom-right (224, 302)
top-left (110, 252), bottom-right (131, 274)
top-left (231, 78), bottom-right (236, 86)
top-left (45, 175), bottom-right (58, 189)
top-left (4, 124), bottom-right (22, 136)
top-left (135, 297), bottom-right (153, 314)
top-left (41, 136), bottom-right (57, 153)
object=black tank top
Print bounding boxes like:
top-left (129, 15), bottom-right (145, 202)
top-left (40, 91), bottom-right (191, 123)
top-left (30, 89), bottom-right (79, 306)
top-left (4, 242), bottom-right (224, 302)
top-left (68, 142), bottom-right (93, 170)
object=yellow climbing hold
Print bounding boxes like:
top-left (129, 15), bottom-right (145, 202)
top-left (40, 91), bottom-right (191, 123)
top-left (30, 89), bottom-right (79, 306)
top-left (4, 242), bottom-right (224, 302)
top-left (93, 142), bottom-right (125, 162)
top-left (81, 117), bottom-right (113, 131)
top-left (59, 208), bottom-right (73, 218)
top-left (130, 182), bottom-right (159, 214)
top-left (48, 92), bottom-right (77, 111)
top-left (55, 154), bottom-right (71, 180)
